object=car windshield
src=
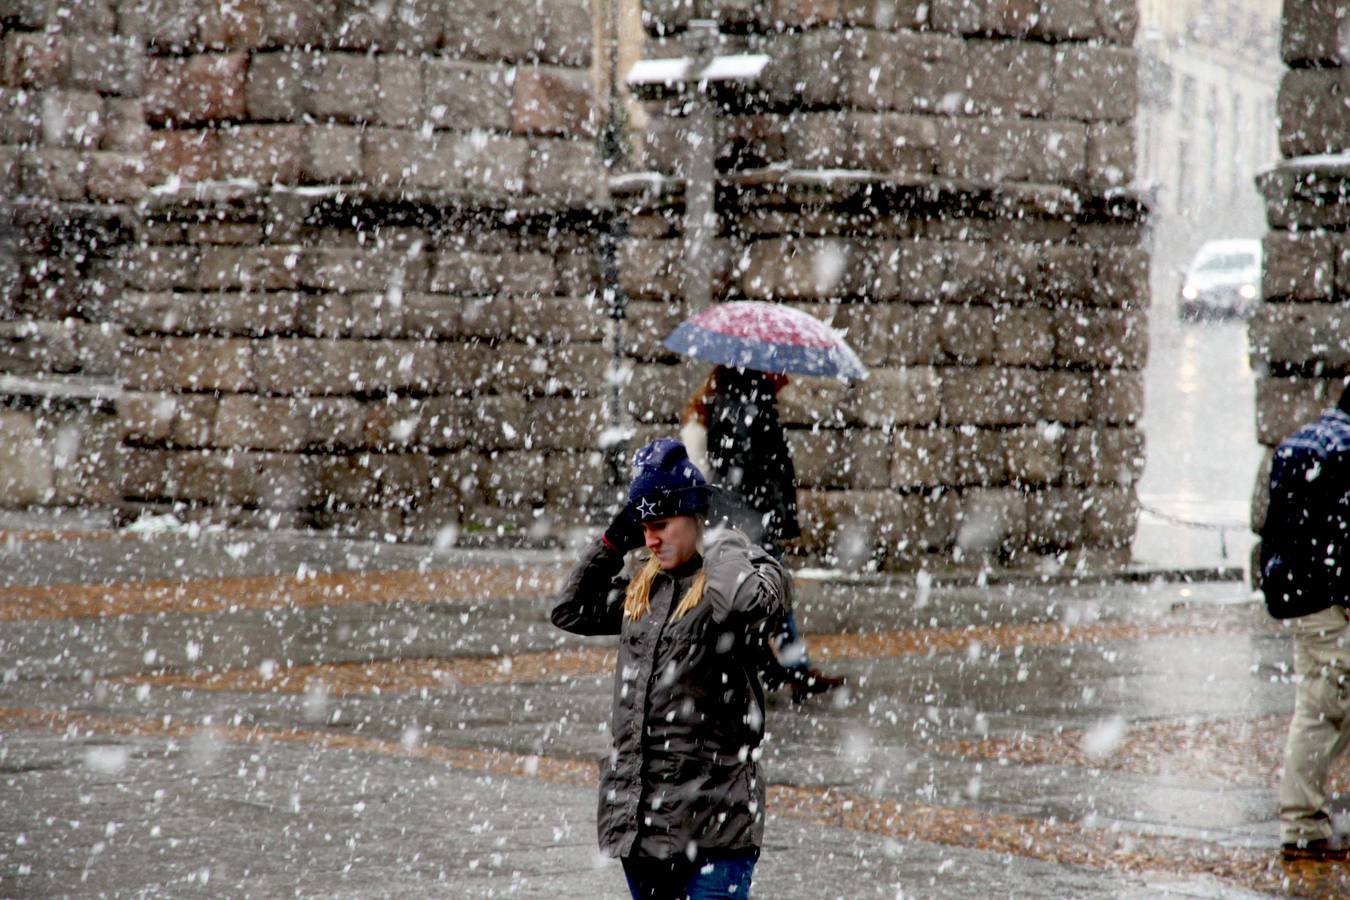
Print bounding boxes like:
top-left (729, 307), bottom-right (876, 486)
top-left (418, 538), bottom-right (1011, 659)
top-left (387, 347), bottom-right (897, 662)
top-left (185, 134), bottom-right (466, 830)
top-left (1195, 252), bottom-right (1257, 273)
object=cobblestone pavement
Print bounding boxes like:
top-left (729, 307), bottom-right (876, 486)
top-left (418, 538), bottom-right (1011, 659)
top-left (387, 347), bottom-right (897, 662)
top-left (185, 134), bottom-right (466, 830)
top-left (1, 526), bottom-right (1346, 898)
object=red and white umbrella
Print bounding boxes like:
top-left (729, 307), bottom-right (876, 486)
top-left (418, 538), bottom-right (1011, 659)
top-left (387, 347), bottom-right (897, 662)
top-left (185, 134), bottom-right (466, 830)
top-left (662, 301), bottom-right (867, 379)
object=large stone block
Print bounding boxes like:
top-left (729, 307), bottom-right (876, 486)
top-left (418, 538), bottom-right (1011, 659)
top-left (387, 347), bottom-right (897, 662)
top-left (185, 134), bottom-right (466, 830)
top-left (423, 60), bottom-right (512, 131)
top-left (68, 34), bottom-right (144, 97)
top-left (1093, 245), bottom-right (1148, 308)
top-left (1254, 375), bottom-right (1341, 446)
top-left (250, 338), bottom-right (368, 396)
top-left (885, 306), bottom-right (942, 366)
top-left (525, 138), bottom-right (601, 204)
top-left (146, 129), bottom-right (220, 183)
top-left (2, 31), bottom-right (69, 88)
top-left (854, 366), bottom-right (943, 427)
top-left (1282, 0), bottom-right (1350, 66)
top-left (215, 124), bottom-right (305, 183)
top-left (1250, 303), bottom-right (1350, 371)
top-left (940, 366), bottom-right (1041, 426)
top-left (523, 397), bottom-right (606, 450)
top-left (18, 147), bottom-right (86, 200)
top-left (246, 50), bottom-right (310, 120)
top-left (0, 410), bottom-right (54, 503)
top-left (545, 450), bottom-right (606, 508)
top-left (935, 304), bottom-right (996, 364)
top-left (888, 241), bottom-right (949, 301)
top-left (1003, 425), bottom-right (1062, 486)
top-left (951, 426), bottom-right (1007, 487)
top-left (482, 450), bottom-right (548, 506)
top-left (930, 0), bottom-right (1039, 36)
top-left (122, 336), bottom-right (255, 392)
top-left (1039, 371), bottom-right (1094, 424)
top-left (214, 394), bottom-right (307, 451)
top-left (1082, 485), bottom-right (1137, 547)
top-left (455, 131), bottom-right (530, 196)
top-left (1279, 69), bottom-right (1350, 157)
top-left (1088, 369), bottom-right (1143, 425)
top-left (1052, 308), bottom-right (1147, 369)
top-left (512, 296), bottom-right (606, 344)
top-left (1263, 230), bottom-right (1335, 302)
top-left (299, 246), bottom-right (427, 294)
top-left (37, 90), bottom-right (105, 149)
top-left (625, 362), bottom-right (702, 424)
top-left (954, 487), bottom-right (1028, 555)
top-left (144, 53), bottom-right (248, 126)
top-left (310, 53), bottom-right (386, 123)
top-left (197, 246), bottom-right (301, 292)
top-left (512, 65), bottom-right (594, 138)
top-left (992, 306), bottom-right (1055, 366)
top-left (1086, 122), bottom-right (1134, 188)
top-left (937, 118), bottom-right (1086, 184)
top-left (1052, 45), bottom-right (1136, 122)
top-left (955, 39), bottom-right (1055, 117)
top-left (118, 245), bottom-right (199, 291)
top-left (790, 428), bottom-right (891, 489)
top-left (1025, 487), bottom-right (1085, 548)
top-left (1062, 426), bottom-right (1144, 487)
top-left (891, 427), bottom-right (955, 488)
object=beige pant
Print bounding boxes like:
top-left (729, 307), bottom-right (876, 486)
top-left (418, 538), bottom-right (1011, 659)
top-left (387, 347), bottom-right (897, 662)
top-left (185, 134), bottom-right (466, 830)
top-left (1280, 605), bottom-right (1350, 845)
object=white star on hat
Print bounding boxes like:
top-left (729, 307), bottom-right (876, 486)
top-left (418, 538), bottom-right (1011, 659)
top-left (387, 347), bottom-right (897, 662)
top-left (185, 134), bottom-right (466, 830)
top-left (635, 498), bottom-right (657, 519)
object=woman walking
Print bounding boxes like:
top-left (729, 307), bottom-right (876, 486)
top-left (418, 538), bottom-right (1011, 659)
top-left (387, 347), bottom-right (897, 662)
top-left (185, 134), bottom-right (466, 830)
top-left (682, 364), bottom-right (844, 702)
top-left (552, 438), bottom-right (788, 899)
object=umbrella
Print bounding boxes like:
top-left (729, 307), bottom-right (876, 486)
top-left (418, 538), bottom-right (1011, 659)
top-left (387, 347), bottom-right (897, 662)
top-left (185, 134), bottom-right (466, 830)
top-left (662, 301), bottom-right (868, 379)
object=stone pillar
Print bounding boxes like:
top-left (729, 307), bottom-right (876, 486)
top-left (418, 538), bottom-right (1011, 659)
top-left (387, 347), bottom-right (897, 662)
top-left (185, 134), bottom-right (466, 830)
top-left (623, 0), bottom-right (1147, 571)
top-left (1249, 0), bottom-right (1350, 544)
top-left (0, 2), bottom-right (147, 515)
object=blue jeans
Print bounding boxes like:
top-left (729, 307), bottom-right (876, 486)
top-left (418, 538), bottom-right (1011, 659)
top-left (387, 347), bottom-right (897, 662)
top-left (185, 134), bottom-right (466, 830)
top-left (622, 850), bottom-right (758, 900)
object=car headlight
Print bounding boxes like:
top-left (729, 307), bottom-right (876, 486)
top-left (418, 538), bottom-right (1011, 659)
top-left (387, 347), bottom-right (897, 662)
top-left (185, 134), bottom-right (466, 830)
top-left (1181, 285), bottom-right (1198, 300)
top-left (1239, 283), bottom-right (1257, 299)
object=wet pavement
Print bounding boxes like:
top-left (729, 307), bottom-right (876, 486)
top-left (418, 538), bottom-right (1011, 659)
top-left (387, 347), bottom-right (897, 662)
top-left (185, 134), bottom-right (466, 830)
top-left (1133, 315), bottom-right (1263, 575)
top-left (2, 520), bottom-right (1348, 898)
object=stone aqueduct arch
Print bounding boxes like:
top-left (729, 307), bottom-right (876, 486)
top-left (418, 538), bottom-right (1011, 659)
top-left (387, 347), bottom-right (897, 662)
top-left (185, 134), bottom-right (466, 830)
top-left (0, 1), bottom-right (1324, 571)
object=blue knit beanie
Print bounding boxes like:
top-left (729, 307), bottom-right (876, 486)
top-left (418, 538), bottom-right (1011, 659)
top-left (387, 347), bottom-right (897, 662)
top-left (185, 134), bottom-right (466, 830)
top-left (628, 438), bottom-right (710, 521)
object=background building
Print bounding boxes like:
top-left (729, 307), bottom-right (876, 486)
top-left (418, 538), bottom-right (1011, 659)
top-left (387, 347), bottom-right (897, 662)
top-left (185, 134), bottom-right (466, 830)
top-left (1136, 0), bottom-right (1282, 301)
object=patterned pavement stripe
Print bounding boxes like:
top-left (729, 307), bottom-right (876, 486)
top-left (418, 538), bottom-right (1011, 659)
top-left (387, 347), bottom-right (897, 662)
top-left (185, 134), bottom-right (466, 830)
top-left (942, 714), bottom-right (1350, 795)
top-left (117, 648), bottom-right (620, 695)
top-left (807, 617), bottom-right (1262, 660)
top-left (0, 705), bottom-right (1329, 896)
top-left (0, 528), bottom-right (128, 544)
top-left (0, 565), bottom-right (566, 622)
top-left (113, 618), bottom-right (1256, 697)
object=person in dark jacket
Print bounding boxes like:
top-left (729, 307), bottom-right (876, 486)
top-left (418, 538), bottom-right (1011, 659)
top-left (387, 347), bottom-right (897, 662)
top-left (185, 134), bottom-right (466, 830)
top-left (552, 438), bottom-right (789, 899)
top-left (681, 365), bottom-right (844, 702)
top-left (1260, 383), bottom-right (1350, 861)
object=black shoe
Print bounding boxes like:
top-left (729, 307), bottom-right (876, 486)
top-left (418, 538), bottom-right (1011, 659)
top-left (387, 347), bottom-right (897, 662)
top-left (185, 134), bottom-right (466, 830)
top-left (789, 668), bottom-right (845, 704)
top-left (1281, 837), bottom-right (1350, 862)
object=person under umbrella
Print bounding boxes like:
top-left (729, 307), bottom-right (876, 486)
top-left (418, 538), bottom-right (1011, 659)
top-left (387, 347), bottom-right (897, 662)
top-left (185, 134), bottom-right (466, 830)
top-left (681, 365), bottom-right (845, 702)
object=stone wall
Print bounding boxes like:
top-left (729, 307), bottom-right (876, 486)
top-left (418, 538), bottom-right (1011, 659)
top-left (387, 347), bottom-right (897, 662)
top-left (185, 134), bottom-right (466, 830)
top-left (1, 0), bottom-right (608, 540)
top-left (619, 0), bottom-right (1148, 570)
top-left (0, 0), bottom-right (1151, 564)
top-left (0, 0), bottom-right (147, 513)
top-left (1249, 0), bottom-right (1350, 535)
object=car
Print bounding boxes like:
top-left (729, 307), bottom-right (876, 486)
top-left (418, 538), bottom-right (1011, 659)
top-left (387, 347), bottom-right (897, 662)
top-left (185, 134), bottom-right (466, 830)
top-left (1178, 238), bottom-right (1262, 321)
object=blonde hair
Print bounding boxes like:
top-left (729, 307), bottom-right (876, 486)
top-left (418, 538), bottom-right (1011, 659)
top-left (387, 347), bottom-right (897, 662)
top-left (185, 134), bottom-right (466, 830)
top-left (623, 552), bottom-right (707, 623)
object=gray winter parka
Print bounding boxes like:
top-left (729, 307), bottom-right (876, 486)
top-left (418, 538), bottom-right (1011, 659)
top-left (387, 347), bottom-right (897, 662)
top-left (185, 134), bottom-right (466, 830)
top-left (551, 529), bottom-right (789, 861)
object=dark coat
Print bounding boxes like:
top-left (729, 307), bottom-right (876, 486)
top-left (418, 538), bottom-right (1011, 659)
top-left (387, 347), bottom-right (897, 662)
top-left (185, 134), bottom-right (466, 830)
top-left (1261, 407), bottom-right (1350, 618)
top-left (706, 369), bottom-right (800, 546)
top-left (551, 530), bottom-right (789, 860)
